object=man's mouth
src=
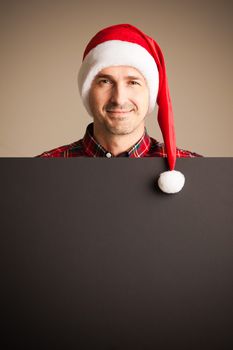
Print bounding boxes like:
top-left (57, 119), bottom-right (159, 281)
top-left (106, 109), bottom-right (133, 114)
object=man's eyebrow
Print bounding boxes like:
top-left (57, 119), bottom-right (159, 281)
top-left (126, 75), bottom-right (143, 80)
top-left (95, 74), bottom-right (113, 79)
top-left (95, 74), bottom-right (144, 81)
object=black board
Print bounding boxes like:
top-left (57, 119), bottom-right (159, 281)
top-left (1, 158), bottom-right (233, 349)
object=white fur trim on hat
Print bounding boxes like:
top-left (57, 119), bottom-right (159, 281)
top-left (78, 40), bottom-right (159, 116)
top-left (157, 170), bottom-right (185, 194)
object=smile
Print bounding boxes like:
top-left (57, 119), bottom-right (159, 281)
top-left (106, 110), bottom-right (133, 114)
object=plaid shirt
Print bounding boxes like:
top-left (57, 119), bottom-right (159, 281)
top-left (37, 122), bottom-right (202, 158)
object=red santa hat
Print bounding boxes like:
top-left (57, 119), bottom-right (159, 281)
top-left (78, 23), bottom-right (185, 194)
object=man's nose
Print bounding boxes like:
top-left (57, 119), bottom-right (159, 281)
top-left (110, 83), bottom-right (127, 105)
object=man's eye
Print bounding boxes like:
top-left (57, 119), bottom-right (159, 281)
top-left (129, 81), bottom-right (140, 85)
top-left (99, 79), bottom-right (111, 84)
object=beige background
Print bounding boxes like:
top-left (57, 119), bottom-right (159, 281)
top-left (1, 0), bottom-right (232, 157)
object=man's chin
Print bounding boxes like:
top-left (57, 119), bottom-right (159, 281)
top-left (105, 123), bottom-right (135, 136)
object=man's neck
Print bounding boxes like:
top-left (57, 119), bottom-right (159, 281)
top-left (93, 122), bottom-right (145, 156)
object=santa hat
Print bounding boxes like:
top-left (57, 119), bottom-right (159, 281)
top-left (78, 23), bottom-right (185, 194)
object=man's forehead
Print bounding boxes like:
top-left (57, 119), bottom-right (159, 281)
top-left (97, 65), bottom-right (145, 80)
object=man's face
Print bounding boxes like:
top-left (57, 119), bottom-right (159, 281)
top-left (89, 66), bottom-right (149, 136)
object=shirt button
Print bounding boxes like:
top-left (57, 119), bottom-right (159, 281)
top-left (106, 152), bottom-right (112, 158)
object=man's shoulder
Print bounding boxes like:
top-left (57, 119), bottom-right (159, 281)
top-left (36, 139), bottom-right (84, 158)
top-left (148, 137), bottom-right (203, 158)
top-left (36, 135), bottom-right (202, 158)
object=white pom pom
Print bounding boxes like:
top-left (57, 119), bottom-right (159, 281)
top-left (157, 170), bottom-right (185, 194)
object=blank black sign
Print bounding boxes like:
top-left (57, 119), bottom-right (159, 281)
top-left (1, 158), bottom-right (233, 349)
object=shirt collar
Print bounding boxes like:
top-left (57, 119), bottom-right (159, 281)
top-left (82, 122), bottom-right (151, 158)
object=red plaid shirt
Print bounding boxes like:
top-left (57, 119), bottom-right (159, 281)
top-left (37, 122), bottom-right (202, 158)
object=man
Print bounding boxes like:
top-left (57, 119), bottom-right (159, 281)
top-left (37, 24), bottom-right (201, 193)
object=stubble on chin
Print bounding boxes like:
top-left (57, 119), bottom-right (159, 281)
top-left (103, 118), bottom-right (141, 136)
top-left (106, 126), bottom-right (132, 136)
